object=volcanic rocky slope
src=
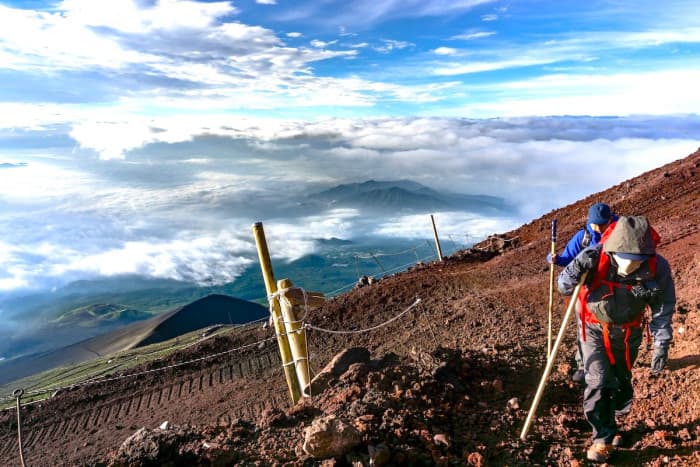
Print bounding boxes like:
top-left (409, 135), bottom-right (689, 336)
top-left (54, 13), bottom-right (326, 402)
top-left (1, 149), bottom-right (699, 466)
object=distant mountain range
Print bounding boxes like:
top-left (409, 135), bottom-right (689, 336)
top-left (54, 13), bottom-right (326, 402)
top-left (308, 179), bottom-right (514, 214)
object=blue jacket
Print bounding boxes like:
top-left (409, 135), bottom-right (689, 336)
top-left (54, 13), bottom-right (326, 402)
top-left (549, 215), bottom-right (619, 266)
top-left (552, 224), bottom-right (602, 267)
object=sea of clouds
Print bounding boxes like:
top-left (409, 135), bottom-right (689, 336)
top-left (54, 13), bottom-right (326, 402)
top-left (0, 115), bottom-right (699, 296)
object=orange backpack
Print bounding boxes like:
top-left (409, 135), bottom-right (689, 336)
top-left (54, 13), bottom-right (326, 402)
top-left (577, 221), bottom-right (660, 370)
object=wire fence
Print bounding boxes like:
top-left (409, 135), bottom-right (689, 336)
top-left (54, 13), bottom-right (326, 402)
top-left (0, 272), bottom-right (430, 467)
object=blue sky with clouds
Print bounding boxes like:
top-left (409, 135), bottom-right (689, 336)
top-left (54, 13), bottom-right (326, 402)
top-left (1, 0), bottom-right (700, 296)
top-left (2, 0), bottom-right (700, 119)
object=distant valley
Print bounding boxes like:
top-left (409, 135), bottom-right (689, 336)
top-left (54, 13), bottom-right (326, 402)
top-left (0, 179), bottom-right (503, 376)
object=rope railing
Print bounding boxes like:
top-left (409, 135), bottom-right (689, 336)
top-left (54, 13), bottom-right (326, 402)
top-left (1, 241), bottom-right (440, 408)
top-left (0, 335), bottom-right (277, 407)
top-left (352, 241), bottom-right (431, 259)
top-left (304, 297), bottom-right (421, 335)
top-left (1, 291), bottom-right (429, 467)
top-left (326, 250), bottom-right (438, 297)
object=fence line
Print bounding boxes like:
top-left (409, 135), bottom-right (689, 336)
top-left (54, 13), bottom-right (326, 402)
top-left (0, 335), bottom-right (277, 406)
top-left (1, 281), bottom-right (432, 466)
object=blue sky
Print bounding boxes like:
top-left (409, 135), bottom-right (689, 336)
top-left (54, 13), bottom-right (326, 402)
top-left (1, 0), bottom-right (700, 120)
top-left (1, 0), bottom-right (700, 296)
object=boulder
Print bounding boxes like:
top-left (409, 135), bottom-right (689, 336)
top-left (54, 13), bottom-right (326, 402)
top-left (302, 414), bottom-right (362, 459)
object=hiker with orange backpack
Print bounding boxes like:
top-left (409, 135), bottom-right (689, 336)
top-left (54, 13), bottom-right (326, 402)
top-left (557, 216), bottom-right (676, 463)
top-left (547, 202), bottom-right (617, 383)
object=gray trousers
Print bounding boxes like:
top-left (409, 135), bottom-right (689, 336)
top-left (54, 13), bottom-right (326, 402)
top-left (581, 321), bottom-right (642, 444)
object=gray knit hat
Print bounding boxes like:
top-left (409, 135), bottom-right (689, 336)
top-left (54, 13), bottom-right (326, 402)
top-left (603, 215), bottom-right (655, 259)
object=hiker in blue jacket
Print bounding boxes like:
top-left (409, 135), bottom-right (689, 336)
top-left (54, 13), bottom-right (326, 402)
top-left (547, 203), bottom-right (616, 267)
top-left (547, 202), bottom-right (616, 383)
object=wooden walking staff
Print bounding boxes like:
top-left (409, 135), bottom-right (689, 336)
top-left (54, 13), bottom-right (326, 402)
top-left (547, 219), bottom-right (557, 358)
top-left (520, 272), bottom-right (587, 441)
top-left (252, 222), bottom-right (302, 404)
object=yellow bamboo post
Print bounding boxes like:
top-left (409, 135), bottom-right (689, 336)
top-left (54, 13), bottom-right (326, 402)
top-left (430, 214), bottom-right (444, 261)
top-left (252, 222), bottom-right (302, 403)
top-left (547, 219), bottom-right (557, 358)
top-left (520, 272), bottom-right (587, 441)
top-left (277, 279), bottom-right (325, 396)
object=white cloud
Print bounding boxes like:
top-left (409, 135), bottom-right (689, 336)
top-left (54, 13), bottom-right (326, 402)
top-left (0, 4), bottom-right (156, 71)
top-left (451, 31), bottom-right (495, 40)
top-left (481, 14), bottom-right (498, 21)
top-left (257, 0), bottom-right (277, 4)
top-left (374, 212), bottom-right (519, 240)
top-left (58, 0), bottom-right (235, 32)
top-left (434, 57), bottom-right (558, 75)
top-left (433, 47), bottom-right (459, 56)
top-left (56, 232), bottom-right (254, 285)
top-left (310, 39), bottom-right (338, 48)
top-left (286, 32), bottom-right (302, 38)
top-left (373, 39), bottom-right (413, 53)
top-left (469, 69), bottom-right (700, 117)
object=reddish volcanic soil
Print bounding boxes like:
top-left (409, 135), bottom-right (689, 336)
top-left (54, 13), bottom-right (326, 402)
top-left (1, 149), bottom-right (699, 466)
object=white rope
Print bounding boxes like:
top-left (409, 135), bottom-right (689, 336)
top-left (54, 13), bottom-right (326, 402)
top-left (325, 251), bottom-right (437, 297)
top-left (305, 297), bottom-right (421, 335)
top-left (352, 242), bottom-right (429, 259)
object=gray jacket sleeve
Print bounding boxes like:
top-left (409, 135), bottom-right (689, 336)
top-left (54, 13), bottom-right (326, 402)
top-left (557, 245), bottom-right (601, 296)
top-left (650, 255), bottom-right (676, 347)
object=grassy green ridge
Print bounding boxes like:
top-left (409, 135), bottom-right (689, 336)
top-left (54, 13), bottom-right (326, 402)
top-left (0, 323), bottom-right (257, 409)
top-left (51, 304), bottom-right (153, 328)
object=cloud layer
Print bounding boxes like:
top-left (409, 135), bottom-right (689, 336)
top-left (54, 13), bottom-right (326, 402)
top-left (1, 115), bottom-right (698, 294)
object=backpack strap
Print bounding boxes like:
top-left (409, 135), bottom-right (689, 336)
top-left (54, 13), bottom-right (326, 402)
top-left (581, 228), bottom-right (592, 248)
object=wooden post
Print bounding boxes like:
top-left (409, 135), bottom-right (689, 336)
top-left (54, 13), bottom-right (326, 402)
top-left (430, 214), bottom-right (444, 261)
top-left (277, 279), bottom-right (325, 396)
top-left (520, 273), bottom-right (587, 441)
top-left (252, 222), bottom-right (302, 404)
top-left (547, 219), bottom-right (557, 358)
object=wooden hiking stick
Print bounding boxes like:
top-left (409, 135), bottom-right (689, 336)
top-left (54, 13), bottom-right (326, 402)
top-left (547, 219), bottom-right (557, 358)
top-left (520, 272), bottom-right (587, 441)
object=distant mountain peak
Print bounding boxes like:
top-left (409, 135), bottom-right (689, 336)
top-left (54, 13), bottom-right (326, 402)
top-left (309, 179), bottom-right (514, 215)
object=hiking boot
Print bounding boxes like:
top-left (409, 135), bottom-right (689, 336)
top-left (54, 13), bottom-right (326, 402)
top-left (571, 369), bottom-right (585, 385)
top-left (612, 434), bottom-right (624, 447)
top-left (586, 443), bottom-right (613, 462)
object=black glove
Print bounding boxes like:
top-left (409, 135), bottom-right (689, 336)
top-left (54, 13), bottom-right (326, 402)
top-left (650, 346), bottom-right (669, 375)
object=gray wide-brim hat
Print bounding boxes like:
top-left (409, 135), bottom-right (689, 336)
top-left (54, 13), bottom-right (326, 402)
top-left (603, 215), bottom-right (655, 259)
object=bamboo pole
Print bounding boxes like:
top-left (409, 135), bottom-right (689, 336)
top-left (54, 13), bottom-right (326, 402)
top-left (277, 279), bottom-right (325, 396)
top-left (430, 214), bottom-right (444, 261)
top-left (520, 272), bottom-right (587, 441)
top-left (547, 219), bottom-right (557, 358)
top-left (252, 222), bottom-right (302, 403)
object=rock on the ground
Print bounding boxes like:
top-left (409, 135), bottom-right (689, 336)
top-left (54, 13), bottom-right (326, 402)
top-left (302, 414), bottom-right (362, 459)
top-left (309, 347), bottom-right (371, 394)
